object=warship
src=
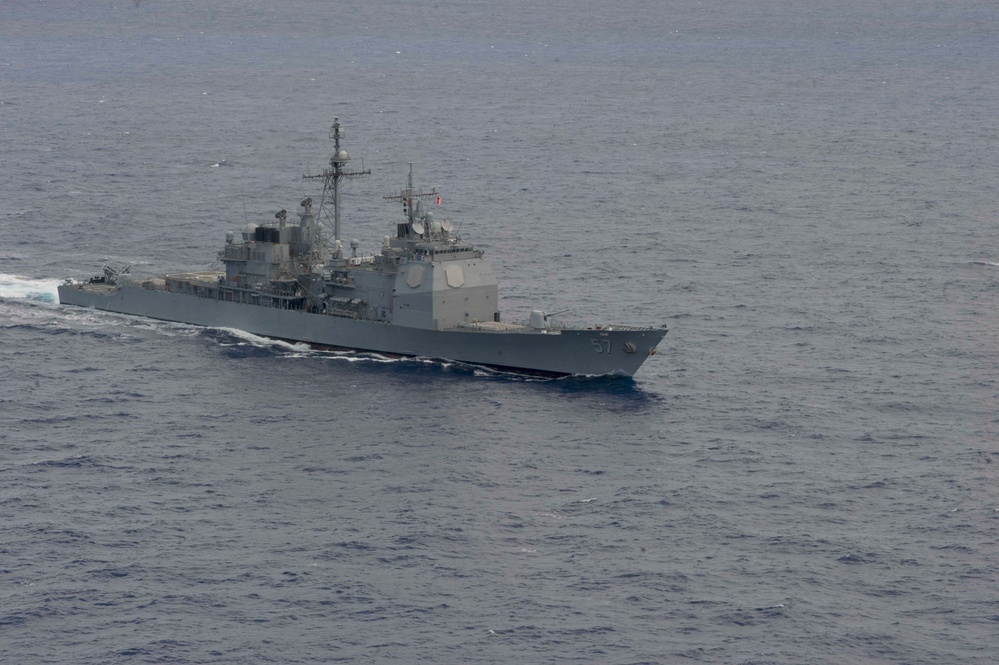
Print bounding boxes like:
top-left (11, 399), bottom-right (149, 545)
top-left (59, 118), bottom-right (667, 377)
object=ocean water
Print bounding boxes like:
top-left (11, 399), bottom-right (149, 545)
top-left (2, 1), bottom-right (998, 663)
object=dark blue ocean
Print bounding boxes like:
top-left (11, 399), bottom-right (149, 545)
top-left (2, 1), bottom-right (997, 663)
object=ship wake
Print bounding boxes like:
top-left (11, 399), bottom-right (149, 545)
top-left (0, 273), bottom-right (62, 304)
top-left (204, 326), bottom-right (558, 379)
top-left (206, 327), bottom-right (414, 366)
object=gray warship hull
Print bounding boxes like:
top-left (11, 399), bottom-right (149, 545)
top-left (58, 276), bottom-right (666, 377)
top-left (58, 118), bottom-right (667, 377)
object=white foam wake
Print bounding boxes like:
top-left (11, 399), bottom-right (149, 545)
top-left (214, 326), bottom-right (415, 363)
top-left (214, 326), bottom-right (313, 352)
top-left (0, 273), bottom-right (62, 304)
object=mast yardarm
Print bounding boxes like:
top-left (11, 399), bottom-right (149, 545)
top-left (304, 117), bottom-right (370, 246)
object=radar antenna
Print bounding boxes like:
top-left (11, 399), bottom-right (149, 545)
top-left (384, 163), bottom-right (440, 232)
top-left (304, 117), bottom-right (371, 245)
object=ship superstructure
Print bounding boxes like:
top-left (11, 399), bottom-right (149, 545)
top-left (59, 118), bottom-right (667, 377)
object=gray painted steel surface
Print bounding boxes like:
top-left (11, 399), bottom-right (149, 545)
top-left (58, 119), bottom-right (667, 377)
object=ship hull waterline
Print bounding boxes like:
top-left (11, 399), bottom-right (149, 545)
top-left (58, 283), bottom-right (666, 378)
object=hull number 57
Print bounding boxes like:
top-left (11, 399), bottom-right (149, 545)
top-left (591, 338), bottom-right (611, 354)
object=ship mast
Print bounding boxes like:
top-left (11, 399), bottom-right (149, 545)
top-left (304, 117), bottom-right (370, 248)
top-left (384, 162), bottom-right (439, 229)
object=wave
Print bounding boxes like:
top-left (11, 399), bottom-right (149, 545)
top-left (969, 260), bottom-right (999, 267)
top-left (205, 326), bottom-right (562, 379)
top-left (0, 273), bottom-right (62, 304)
top-left (211, 327), bottom-right (313, 353)
top-left (209, 327), bottom-right (439, 365)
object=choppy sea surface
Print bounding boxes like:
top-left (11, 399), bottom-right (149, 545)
top-left (2, 1), bottom-right (998, 663)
